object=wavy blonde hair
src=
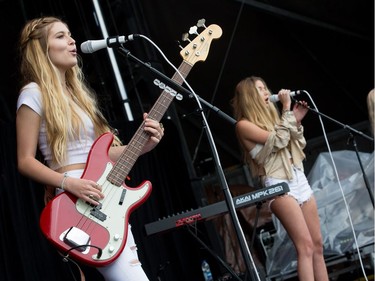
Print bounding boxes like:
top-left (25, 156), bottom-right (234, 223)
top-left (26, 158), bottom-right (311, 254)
top-left (18, 17), bottom-right (120, 165)
top-left (231, 76), bottom-right (280, 129)
top-left (231, 76), bottom-right (280, 176)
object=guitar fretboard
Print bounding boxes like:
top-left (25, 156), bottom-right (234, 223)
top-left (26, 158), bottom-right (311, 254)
top-left (108, 61), bottom-right (193, 186)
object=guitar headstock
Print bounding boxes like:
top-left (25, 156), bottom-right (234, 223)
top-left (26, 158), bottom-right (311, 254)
top-left (180, 20), bottom-right (222, 66)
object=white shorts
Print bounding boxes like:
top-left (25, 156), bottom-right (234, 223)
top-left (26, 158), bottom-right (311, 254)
top-left (264, 166), bottom-right (313, 206)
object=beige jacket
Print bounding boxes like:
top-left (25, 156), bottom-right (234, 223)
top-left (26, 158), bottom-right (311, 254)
top-left (253, 111), bottom-right (306, 181)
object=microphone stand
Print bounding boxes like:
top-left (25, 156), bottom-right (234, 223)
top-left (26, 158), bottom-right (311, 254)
top-left (296, 98), bottom-right (374, 207)
top-left (116, 46), bottom-right (260, 281)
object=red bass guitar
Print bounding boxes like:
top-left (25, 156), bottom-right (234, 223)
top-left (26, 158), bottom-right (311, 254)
top-left (39, 22), bottom-right (222, 267)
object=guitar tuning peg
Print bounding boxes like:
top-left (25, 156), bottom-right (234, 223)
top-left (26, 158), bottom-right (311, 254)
top-left (188, 25), bottom-right (198, 35)
top-left (196, 18), bottom-right (206, 28)
top-left (181, 33), bottom-right (191, 42)
top-left (175, 40), bottom-right (183, 50)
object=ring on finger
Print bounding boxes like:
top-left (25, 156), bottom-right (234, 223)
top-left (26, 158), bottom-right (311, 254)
top-left (89, 194), bottom-right (94, 199)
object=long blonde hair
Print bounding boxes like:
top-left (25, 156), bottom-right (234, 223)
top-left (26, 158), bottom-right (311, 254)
top-left (231, 76), bottom-right (280, 175)
top-left (231, 76), bottom-right (280, 129)
top-left (18, 17), bottom-right (119, 165)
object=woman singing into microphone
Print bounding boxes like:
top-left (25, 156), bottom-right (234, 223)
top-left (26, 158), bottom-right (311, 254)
top-left (231, 76), bottom-right (328, 281)
top-left (16, 16), bottom-right (163, 281)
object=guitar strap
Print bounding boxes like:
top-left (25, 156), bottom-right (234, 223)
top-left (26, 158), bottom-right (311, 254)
top-left (59, 252), bottom-right (86, 281)
top-left (44, 185), bottom-right (55, 205)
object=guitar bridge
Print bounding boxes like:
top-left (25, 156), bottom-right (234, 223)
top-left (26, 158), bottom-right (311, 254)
top-left (63, 226), bottom-right (91, 252)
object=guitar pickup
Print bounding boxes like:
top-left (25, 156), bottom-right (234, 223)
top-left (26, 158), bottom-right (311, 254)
top-left (90, 204), bottom-right (107, 222)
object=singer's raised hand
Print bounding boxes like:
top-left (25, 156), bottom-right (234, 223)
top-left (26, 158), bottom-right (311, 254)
top-left (293, 100), bottom-right (309, 123)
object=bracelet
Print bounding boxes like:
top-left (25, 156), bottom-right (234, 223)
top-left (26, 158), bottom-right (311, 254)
top-left (60, 172), bottom-right (69, 190)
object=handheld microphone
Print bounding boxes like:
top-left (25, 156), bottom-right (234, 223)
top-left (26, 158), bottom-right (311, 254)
top-left (80, 35), bottom-right (137, 54)
top-left (269, 90), bottom-right (304, 103)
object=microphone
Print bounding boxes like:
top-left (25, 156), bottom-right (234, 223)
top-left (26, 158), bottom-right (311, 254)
top-left (269, 90), bottom-right (303, 103)
top-left (80, 35), bottom-right (136, 54)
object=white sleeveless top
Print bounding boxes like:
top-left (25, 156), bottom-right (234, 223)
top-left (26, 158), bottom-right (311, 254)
top-left (249, 143), bottom-right (263, 159)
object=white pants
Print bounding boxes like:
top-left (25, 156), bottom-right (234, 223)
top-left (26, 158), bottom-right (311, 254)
top-left (57, 169), bottom-right (149, 281)
top-left (97, 225), bottom-right (149, 281)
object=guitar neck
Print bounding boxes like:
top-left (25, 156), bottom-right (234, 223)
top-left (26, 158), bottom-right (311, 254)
top-left (108, 61), bottom-right (193, 185)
